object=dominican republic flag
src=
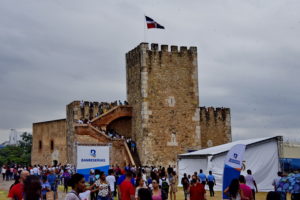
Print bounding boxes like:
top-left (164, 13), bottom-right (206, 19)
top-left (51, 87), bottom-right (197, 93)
top-left (145, 16), bottom-right (165, 29)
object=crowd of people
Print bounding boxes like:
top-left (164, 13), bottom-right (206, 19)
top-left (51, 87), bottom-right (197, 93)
top-left (1, 163), bottom-right (299, 200)
top-left (66, 165), bottom-right (180, 200)
top-left (1, 164), bottom-right (75, 200)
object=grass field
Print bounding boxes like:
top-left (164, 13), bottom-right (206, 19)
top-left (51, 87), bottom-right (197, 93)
top-left (0, 190), bottom-right (7, 200)
top-left (57, 186), bottom-right (270, 200)
top-left (0, 185), bottom-right (289, 200)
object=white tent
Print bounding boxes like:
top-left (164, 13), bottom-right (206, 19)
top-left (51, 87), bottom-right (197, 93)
top-left (178, 136), bottom-right (282, 191)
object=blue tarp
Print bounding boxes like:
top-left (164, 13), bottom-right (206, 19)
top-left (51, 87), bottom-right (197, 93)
top-left (281, 158), bottom-right (300, 172)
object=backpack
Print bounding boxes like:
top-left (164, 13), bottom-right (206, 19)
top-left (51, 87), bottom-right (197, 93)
top-left (161, 178), bottom-right (169, 192)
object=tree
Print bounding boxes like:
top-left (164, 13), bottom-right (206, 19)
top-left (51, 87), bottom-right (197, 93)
top-left (0, 132), bottom-right (32, 166)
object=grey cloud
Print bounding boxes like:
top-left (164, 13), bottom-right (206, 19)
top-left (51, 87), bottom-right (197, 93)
top-left (0, 0), bottom-right (299, 143)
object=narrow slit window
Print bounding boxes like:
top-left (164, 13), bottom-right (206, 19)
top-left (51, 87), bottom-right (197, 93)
top-left (39, 140), bottom-right (42, 150)
top-left (50, 140), bottom-right (54, 151)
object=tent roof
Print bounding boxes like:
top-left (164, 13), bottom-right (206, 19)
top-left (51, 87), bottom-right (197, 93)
top-left (179, 136), bottom-right (282, 158)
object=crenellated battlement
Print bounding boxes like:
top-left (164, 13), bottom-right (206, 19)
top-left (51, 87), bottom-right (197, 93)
top-left (67, 100), bottom-right (127, 122)
top-left (146, 43), bottom-right (197, 53)
top-left (126, 43), bottom-right (197, 67)
top-left (200, 106), bottom-right (232, 147)
top-left (200, 106), bottom-right (230, 122)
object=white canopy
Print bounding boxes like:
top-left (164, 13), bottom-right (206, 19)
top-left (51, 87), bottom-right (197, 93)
top-left (178, 136), bottom-right (282, 192)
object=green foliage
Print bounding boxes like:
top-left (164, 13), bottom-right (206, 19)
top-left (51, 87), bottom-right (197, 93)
top-left (0, 132), bottom-right (32, 166)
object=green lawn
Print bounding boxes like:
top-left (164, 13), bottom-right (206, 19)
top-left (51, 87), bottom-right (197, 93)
top-left (0, 190), bottom-right (8, 200)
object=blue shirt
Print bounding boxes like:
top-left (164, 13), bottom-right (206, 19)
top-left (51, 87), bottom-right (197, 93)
top-left (207, 174), bottom-right (215, 182)
top-left (198, 173), bottom-right (206, 182)
top-left (41, 182), bottom-right (51, 196)
top-left (116, 174), bottom-right (135, 185)
top-left (47, 174), bottom-right (57, 185)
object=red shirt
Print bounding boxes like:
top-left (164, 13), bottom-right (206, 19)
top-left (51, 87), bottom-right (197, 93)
top-left (8, 183), bottom-right (23, 200)
top-left (190, 183), bottom-right (206, 200)
top-left (240, 183), bottom-right (252, 200)
top-left (120, 179), bottom-right (135, 200)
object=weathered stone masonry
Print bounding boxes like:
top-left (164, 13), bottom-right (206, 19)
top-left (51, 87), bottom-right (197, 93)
top-left (32, 43), bottom-right (232, 167)
top-left (126, 43), bottom-right (202, 166)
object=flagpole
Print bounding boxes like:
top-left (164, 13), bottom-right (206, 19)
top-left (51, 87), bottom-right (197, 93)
top-left (143, 15), bottom-right (146, 42)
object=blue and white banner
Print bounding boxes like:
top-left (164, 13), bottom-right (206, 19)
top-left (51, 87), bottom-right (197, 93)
top-left (222, 144), bottom-right (246, 200)
top-left (76, 145), bottom-right (110, 181)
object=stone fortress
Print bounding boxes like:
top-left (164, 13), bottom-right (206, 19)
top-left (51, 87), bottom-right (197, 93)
top-left (31, 43), bottom-right (232, 167)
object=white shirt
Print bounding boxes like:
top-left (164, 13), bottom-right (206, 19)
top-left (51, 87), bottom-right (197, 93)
top-left (65, 191), bottom-right (81, 200)
top-left (33, 167), bottom-right (39, 174)
top-left (1, 168), bottom-right (5, 173)
top-left (245, 174), bottom-right (255, 189)
top-left (79, 190), bottom-right (91, 200)
top-left (106, 175), bottom-right (116, 191)
top-left (30, 169), bottom-right (34, 175)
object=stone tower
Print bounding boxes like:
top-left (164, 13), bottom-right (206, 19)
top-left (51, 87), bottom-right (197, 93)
top-left (126, 43), bottom-right (201, 166)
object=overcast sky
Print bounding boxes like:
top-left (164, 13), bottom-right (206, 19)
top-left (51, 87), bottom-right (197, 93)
top-left (0, 0), bottom-right (299, 143)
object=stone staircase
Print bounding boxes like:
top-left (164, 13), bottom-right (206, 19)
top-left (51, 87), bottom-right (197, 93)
top-left (91, 105), bottom-right (132, 128)
top-left (131, 148), bottom-right (142, 167)
top-left (75, 105), bottom-right (142, 167)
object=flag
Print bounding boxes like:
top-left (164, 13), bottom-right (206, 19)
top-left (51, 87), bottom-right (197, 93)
top-left (145, 16), bottom-right (165, 29)
top-left (222, 144), bottom-right (246, 200)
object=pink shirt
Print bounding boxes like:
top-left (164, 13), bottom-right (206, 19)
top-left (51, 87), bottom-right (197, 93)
top-left (152, 190), bottom-right (162, 200)
top-left (240, 183), bottom-right (252, 200)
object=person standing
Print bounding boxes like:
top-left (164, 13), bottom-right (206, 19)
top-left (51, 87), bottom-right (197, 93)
top-left (181, 173), bottom-right (190, 200)
top-left (160, 173), bottom-right (170, 200)
top-left (169, 171), bottom-right (178, 200)
top-left (189, 175), bottom-right (206, 200)
top-left (198, 169), bottom-right (207, 185)
top-left (245, 170), bottom-right (257, 200)
top-left (239, 175), bottom-right (253, 200)
top-left (272, 171), bottom-right (286, 200)
top-left (224, 178), bottom-right (249, 200)
top-left (89, 169), bottom-right (96, 200)
top-left (119, 171), bottom-right (135, 200)
top-left (272, 171), bottom-right (282, 191)
top-left (41, 175), bottom-right (51, 200)
top-left (6, 167), bottom-right (10, 181)
top-left (65, 173), bottom-right (86, 200)
top-left (106, 169), bottom-right (116, 198)
top-left (23, 175), bottom-right (42, 200)
top-left (135, 177), bottom-right (147, 200)
top-left (95, 171), bottom-right (111, 200)
top-left (152, 179), bottom-right (167, 200)
top-left (48, 169), bottom-right (58, 199)
top-left (1, 165), bottom-right (6, 181)
top-left (207, 171), bottom-right (216, 197)
top-left (137, 188), bottom-right (152, 200)
top-left (8, 170), bottom-right (29, 200)
top-left (167, 165), bottom-right (173, 176)
top-left (62, 169), bottom-right (71, 193)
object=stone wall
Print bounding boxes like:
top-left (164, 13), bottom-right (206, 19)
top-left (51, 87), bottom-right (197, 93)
top-left (126, 43), bottom-right (201, 166)
top-left (31, 119), bottom-right (67, 165)
top-left (200, 107), bottom-right (232, 148)
top-left (66, 101), bottom-right (78, 165)
top-left (66, 101), bottom-right (128, 165)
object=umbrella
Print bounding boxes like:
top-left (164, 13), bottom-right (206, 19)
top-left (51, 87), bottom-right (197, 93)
top-left (277, 173), bottom-right (300, 194)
